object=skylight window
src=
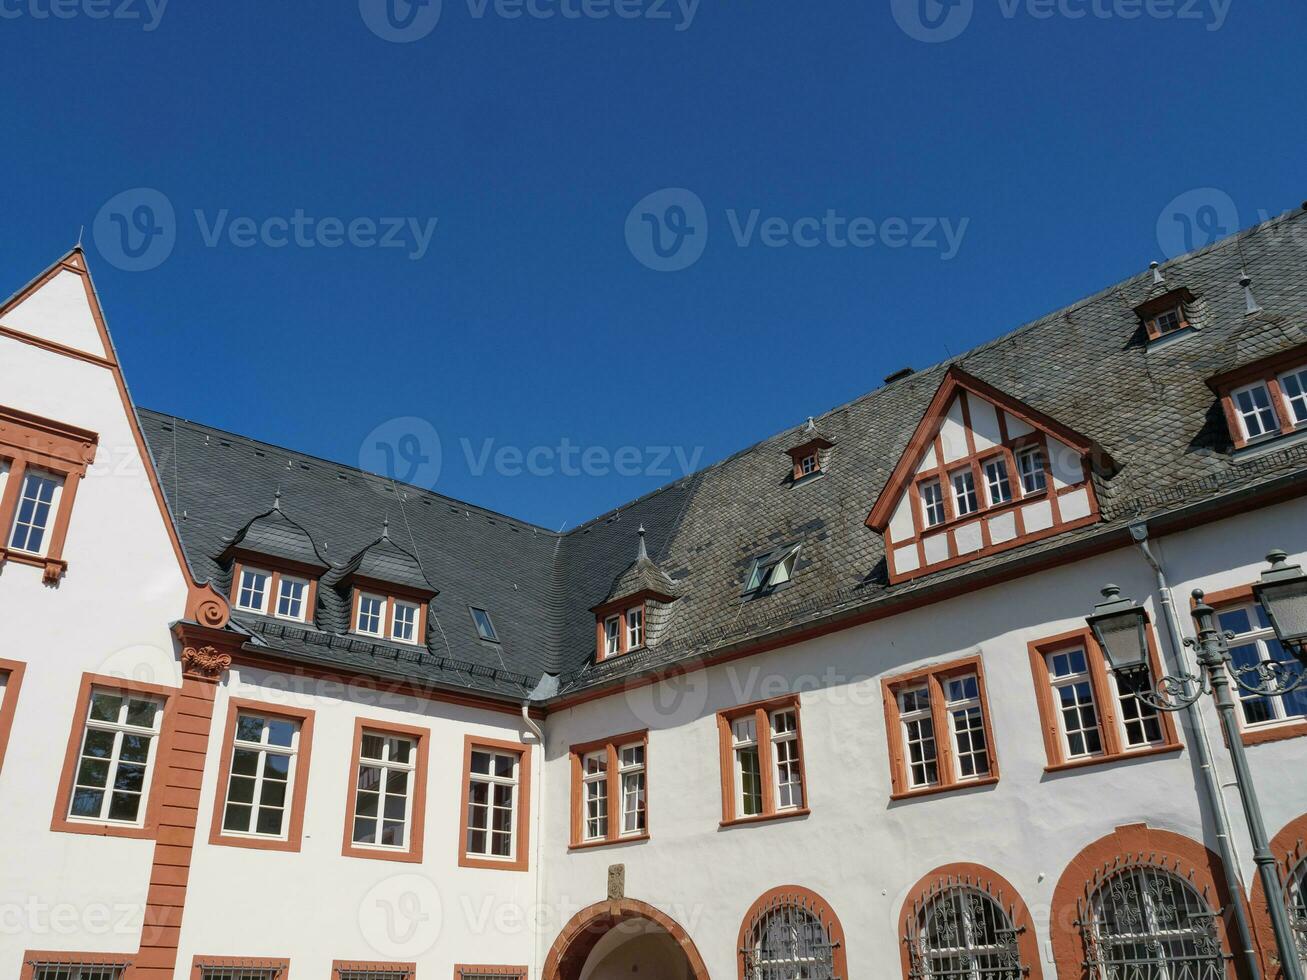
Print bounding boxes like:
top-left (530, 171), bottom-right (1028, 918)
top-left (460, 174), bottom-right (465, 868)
top-left (746, 546), bottom-right (800, 594)
top-left (470, 607), bottom-right (499, 643)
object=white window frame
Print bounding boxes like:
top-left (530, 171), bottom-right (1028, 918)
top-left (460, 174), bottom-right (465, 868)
top-left (943, 675), bottom-right (991, 782)
top-left (465, 748), bottom-right (520, 862)
top-left (604, 615), bottom-right (621, 657)
top-left (921, 479), bottom-right (946, 527)
top-left (1109, 668), bottom-right (1165, 749)
top-left (731, 716), bottom-right (764, 818)
top-left (1277, 365), bottom-right (1307, 428)
top-left (982, 457), bottom-right (1012, 506)
top-left (67, 688), bottom-right (164, 827)
top-left (8, 468), bottom-right (63, 557)
top-left (1017, 446), bottom-right (1047, 494)
top-left (799, 452), bottom-right (819, 476)
top-left (236, 567), bottom-right (272, 615)
top-left (1232, 380), bottom-right (1280, 441)
top-left (769, 708), bottom-right (804, 811)
top-left (356, 592), bottom-right (385, 637)
top-left (274, 574), bottom-right (308, 621)
top-left (1219, 601), bottom-right (1307, 731)
top-left (1152, 306), bottom-right (1184, 335)
top-left (220, 712), bottom-right (301, 840)
top-left (391, 600), bottom-right (420, 645)
top-left (626, 606), bottom-right (645, 649)
top-left (898, 686), bottom-right (939, 789)
top-left (1045, 647), bottom-right (1104, 760)
top-left (581, 749), bottom-right (608, 842)
top-left (951, 468), bottom-right (978, 517)
top-left (351, 730), bottom-right (417, 851)
top-left (618, 742), bottom-right (646, 837)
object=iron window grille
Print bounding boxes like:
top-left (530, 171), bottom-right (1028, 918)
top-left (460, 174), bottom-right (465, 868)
top-left (1289, 856), bottom-right (1307, 972)
top-left (198, 970), bottom-right (284, 980)
top-left (741, 891), bottom-right (841, 979)
top-left (29, 963), bottom-right (129, 980)
top-left (905, 876), bottom-right (1028, 980)
top-left (337, 971), bottom-right (412, 980)
top-left (1078, 856), bottom-right (1229, 980)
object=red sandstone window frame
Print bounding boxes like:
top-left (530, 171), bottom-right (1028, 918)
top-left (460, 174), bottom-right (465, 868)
top-left (349, 582), bottom-right (429, 645)
top-left (1208, 345), bottom-right (1307, 450)
top-left (340, 717), bottom-right (431, 864)
top-left (190, 955), bottom-right (290, 978)
top-left (333, 959), bottom-right (417, 979)
top-left (50, 672), bottom-right (179, 840)
top-left (1203, 582), bottom-right (1307, 747)
top-left (454, 967), bottom-right (528, 980)
top-left (457, 734), bottom-right (533, 872)
top-left (716, 694), bottom-right (809, 827)
top-left (1027, 626), bottom-right (1181, 772)
top-left (231, 556), bottom-right (320, 624)
top-left (19, 951), bottom-right (135, 980)
top-left (568, 729), bottom-right (650, 849)
top-left (594, 600), bottom-right (647, 661)
top-left (0, 405), bottom-right (98, 584)
top-left (881, 656), bottom-right (1001, 800)
top-left (0, 657), bottom-right (27, 776)
top-left (207, 697), bottom-right (316, 853)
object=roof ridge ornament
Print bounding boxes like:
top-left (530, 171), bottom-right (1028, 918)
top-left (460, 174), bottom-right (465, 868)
top-left (382, 516), bottom-right (390, 541)
top-left (273, 487), bottom-right (282, 512)
top-left (637, 524), bottom-right (648, 561)
top-left (1151, 261), bottom-right (1166, 286)
top-left (1239, 269), bottom-right (1262, 315)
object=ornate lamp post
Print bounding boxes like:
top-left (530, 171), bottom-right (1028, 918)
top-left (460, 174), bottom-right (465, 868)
top-left (1088, 551), bottom-right (1307, 980)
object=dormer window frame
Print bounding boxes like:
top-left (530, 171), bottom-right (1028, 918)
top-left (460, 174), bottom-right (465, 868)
top-left (348, 580), bottom-right (429, 646)
top-left (230, 555), bottom-right (320, 625)
top-left (784, 434), bottom-right (834, 485)
top-left (1209, 347), bottom-right (1307, 451)
top-left (1135, 288), bottom-right (1196, 344)
top-left (596, 601), bottom-right (647, 662)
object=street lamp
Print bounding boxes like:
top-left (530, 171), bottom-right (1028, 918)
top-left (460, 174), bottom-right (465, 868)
top-left (1087, 553), bottom-right (1307, 980)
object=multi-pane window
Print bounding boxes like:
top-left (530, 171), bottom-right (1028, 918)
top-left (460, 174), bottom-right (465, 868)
top-left (604, 616), bottom-right (621, 657)
top-left (619, 742), bottom-right (647, 835)
top-left (352, 732), bottom-right (416, 850)
top-left (1218, 602), bottom-right (1307, 728)
top-left (337, 970), bottom-right (413, 980)
top-left (799, 452), bottom-right (819, 476)
top-left (1153, 306), bottom-right (1184, 335)
top-left (9, 469), bottom-right (61, 555)
top-left (944, 675), bottom-right (991, 780)
top-left (626, 607), bottom-right (645, 649)
top-left (746, 546), bottom-right (799, 593)
top-left (732, 715), bottom-right (764, 817)
top-left (899, 687), bottom-right (939, 789)
top-left (391, 601), bottom-right (419, 644)
top-left (275, 575), bottom-right (307, 620)
top-left (465, 747), bottom-right (520, 861)
top-left (29, 962), bottom-right (129, 980)
top-left (236, 567), bottom-right (270, 613)
top-left (951, 469), bottom-right (978, 516)
top-left (221, 712), bottom-right (300, 838)
top-left (1017, 447), bottom-right (1046, 494)
top-left (196, 966), bottom-right (285, 980)
top-left (1114, 669), bottom-right (1164, 748)
top-left (983, 458), bottom-right (1012, 506)
top-left (1046, 648), bottom-right (1103, 759)
top-left (68, 689), bottom-right (163, 825)
top-left (1279, 367), bottom-right (1307, 426)
top-left (1232, 382), bottom-right (1279, 440)
top-left (770, 709), bottom-right (804, 810)
top-left (356, 594), bottom-right (384, 636)
top-left (921, 480), bottom-right (946, 527)
top-left (581, 750), bottom-right (608, 841)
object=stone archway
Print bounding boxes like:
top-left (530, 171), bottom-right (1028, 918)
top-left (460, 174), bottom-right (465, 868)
top-left (543, 899), bottom-right (711, 980)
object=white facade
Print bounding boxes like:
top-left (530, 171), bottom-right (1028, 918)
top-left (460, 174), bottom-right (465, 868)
top-left (1, 251), bottom-right (1305, 980)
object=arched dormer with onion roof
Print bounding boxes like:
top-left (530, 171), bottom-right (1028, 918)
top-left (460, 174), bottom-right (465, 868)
top-left (591, 526), bottom-right (680, 662)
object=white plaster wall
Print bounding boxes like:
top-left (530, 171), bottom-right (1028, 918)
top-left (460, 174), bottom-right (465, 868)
top-left (539, 499), bottom-right (1307, 979)
top-left (0, 333), bottom-right (190, 975)
top-left (176, 665), bottom-right (543, 978)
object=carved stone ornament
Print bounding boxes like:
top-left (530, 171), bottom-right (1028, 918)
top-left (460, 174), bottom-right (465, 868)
top-left (182, 645), bottom-right (232, 680)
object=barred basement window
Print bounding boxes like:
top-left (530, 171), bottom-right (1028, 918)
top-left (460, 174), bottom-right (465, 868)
top-left (1081, 862), bottom-right (1226, 980)
top-left (336, 969), bottom-right (413, 980)
top-left (1289, 856), bottom-right (1307, 973)
top-left (905, 880), bottom-right (1026, 980)
top-left (28, 961), bottom-right (129, 980)
top-left (454, 971), bottom-right (527, 980)
top-left (741, 893), bottom-right (841, 979)
top-left (197, 968), bottom-right (284, 980)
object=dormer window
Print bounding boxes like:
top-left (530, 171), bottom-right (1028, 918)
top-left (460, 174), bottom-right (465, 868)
top-left (222, 496), bottom-right (327, 626)
top-left (356, 593), bottom-right (385, 636)
top-left (1209, 347), bottom-right (1307, 451)
top-left (1278, 367), bottom-right (1307, 425)
top-left (604, 616), bottom-right (621, 657)
top-left (1232, 382), bottom-right (1278, 440)
top-left (784, 423), bottom-right (834, 485)
top-left (592, 525), bottom-right (679, 661)
top-left (275, 576), bottom-right (308, 621)
top-left (470, 607), bottom-right (499, 643)
top-left (232, 563), bottom-right (317, 622)
top-left (351, 590), bottom-right (427, 645)
top-left (1135, 288), bottom-right (1196, 343)
top-left (237, 567), bottom-right (271, 614)
top-left (1152, 306), bottom-right (1185, 336)
top-left (798, 452), bottom-right (819, 477)
top-left (391, 601), bottom-right (420, 643)
top-left (626, 607), bottom-right (645, 649)
top-left (746, 546), bottom-right (799, 594)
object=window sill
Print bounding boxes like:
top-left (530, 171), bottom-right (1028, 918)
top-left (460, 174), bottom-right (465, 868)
top-left (1043, 742), bottom-right (1182, 774)
top-left (1146, 325), bottom-right (1199, 350)
top-left (890, 775), bottom-right (999, 802)
top-left (50, 816), bottom-right (157, 840)
top-left (568, 833), bottom-right (650, 852)
top-left (720, 807), bottom-right (810, 829)
top-left (341, 842), bottom-right (424, 863)
top-left (208, 831), bottom-right (300, 853)
top-left (0, 548), bottom-right (67, 583)
top-left (459, 853), bottom-right (529, 872)
top-left (1232, 426), bottom-right (1307, 460)
top-left (1239, 719), bottom-right (1307, 747)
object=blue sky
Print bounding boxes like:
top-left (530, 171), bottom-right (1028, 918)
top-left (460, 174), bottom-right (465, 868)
top-left (1, 0), bottom-right (1303, 530)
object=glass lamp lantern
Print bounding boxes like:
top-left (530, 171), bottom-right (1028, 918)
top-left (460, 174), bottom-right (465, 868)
top-left (1087, 585), bottom-right (1150, 673)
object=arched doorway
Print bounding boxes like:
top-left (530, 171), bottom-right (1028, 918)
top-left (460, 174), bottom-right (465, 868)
top-left (543, 899), bottom-right (711, 980)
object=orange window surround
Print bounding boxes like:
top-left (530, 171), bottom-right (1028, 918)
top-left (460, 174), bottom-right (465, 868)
top-left (208, 697), bottom-right (316, 853)
top-left (716, 694), bottom-right (809, 827)
top-left (568, 729), bottom-right (650, 849)
top-left (231, 558), bottom-right (319, 623)
top-left (454, 966), bottom-right (528, 980)
top-left (457, 734), bottom-right (533, 872)
top-left (20, 951), bottom-right (134, 980)
top-left (1027, 626), bottom-right (1181, 772)
top-left (736, 886), bottom-right (848, 980)
top-left (594, 601), bottom-right (646, 661)
top-left (0, 657), bottom-right (28, 776)
top-left (333, 959), bottom-right (417, 979)
top-left (0, 405), bottom-right (98, 583)
top-left (50, 672), bottom-right (180, 840)
top-left (350, 584), bottom-right (429, 644)
top-left (190, 956), bottom-right (290, 979)
top-left (1208, 344), bottom-right (1307, 450)
top-left (881, 656), bottom-right (1000, 800)
top-left (340, 717), bottom-right (431, 863)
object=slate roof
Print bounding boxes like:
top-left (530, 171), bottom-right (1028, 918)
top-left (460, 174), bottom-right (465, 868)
top-left (340, 526), bottom-right (437, 596)
top-left (223, 498), bottom-right (328, 570)
top-left (598, 529), bottom-right (680, 608)
top-left (139, 207), bottom-right (1307, 706)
